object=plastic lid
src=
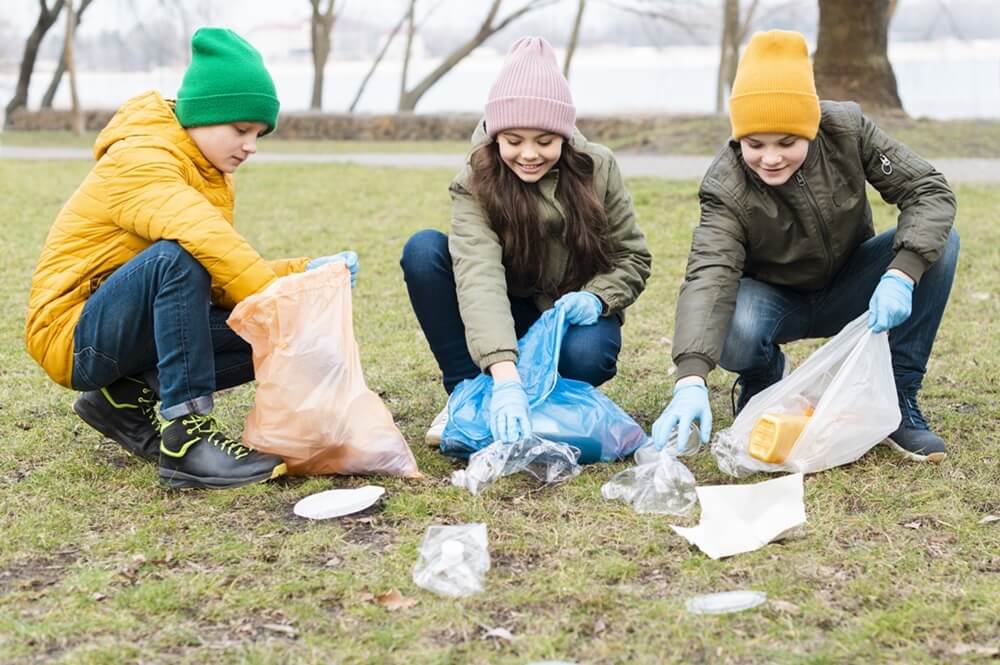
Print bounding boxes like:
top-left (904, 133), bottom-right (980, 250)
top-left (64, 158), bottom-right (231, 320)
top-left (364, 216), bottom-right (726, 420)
top-left (686, 590), bottom-right (767, 614)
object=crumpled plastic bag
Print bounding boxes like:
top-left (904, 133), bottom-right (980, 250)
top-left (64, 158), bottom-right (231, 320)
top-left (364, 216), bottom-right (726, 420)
top-left (602, 443), bottom-right (698, 515)
top-left (412, 523), bottom-right (490, 597)
top-left (441, 308), bottom-right (649, 464)
top-left (451, 436), bottom-right (582, 495)
top-left (713, 313), bottom-right (900, 477)
top-left (227, 263), bottom-right (420, 478)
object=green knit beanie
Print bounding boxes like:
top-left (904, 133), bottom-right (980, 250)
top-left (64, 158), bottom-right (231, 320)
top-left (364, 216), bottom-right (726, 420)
top-left (175, 28), bottom-right (280, 135)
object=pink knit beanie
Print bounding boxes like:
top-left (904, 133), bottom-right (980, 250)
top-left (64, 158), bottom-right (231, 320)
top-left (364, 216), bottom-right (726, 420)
top-left (485, 36), bottom-right (576, 139)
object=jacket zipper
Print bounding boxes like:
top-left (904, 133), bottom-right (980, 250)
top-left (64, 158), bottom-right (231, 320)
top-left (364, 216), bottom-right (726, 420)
top-left (878, 151), bottom-right (893, 175)
top-left (795, 171), bottom-right (834, 284)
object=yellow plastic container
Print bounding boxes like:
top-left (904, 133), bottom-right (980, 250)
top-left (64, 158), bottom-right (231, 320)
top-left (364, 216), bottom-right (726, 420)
top-left (748, 407), bottom-right (814, 464)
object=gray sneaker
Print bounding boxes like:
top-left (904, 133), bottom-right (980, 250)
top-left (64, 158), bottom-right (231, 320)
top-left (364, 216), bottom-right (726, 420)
top-left (884, 391), bottom-right (946, 462)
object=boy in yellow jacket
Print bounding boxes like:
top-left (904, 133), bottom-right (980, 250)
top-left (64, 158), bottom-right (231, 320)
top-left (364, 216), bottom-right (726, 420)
top-left (25, 28), bottom-right (357, 489)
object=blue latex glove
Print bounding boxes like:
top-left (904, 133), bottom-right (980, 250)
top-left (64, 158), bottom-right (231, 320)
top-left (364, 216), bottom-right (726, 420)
top-left (651, 383), bottom-right (712, 451)
top-left (554, 290), bottom-right (603, 326)
top-left (868, 272), bottom-right (913, 333)
top-left (307, 250), bottom-right (359, 288)
top-left (489, 380), bottom-right (532, 444)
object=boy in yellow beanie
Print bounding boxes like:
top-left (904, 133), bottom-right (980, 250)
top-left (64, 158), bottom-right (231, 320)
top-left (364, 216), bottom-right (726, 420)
top-left (653, 29), bottom-right (958, 462)
top-left (25, 28), bottom-right (357, 489)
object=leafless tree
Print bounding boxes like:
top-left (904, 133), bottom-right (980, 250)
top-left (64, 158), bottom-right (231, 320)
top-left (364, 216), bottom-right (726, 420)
top-left (397, 0), bottom-right (559, 112)
top-left (349, 11), bottom-right (409, 112)
top-left (309, 0), bottom-right (340, 110)
top-left (63, 0), bottom-right (83, 134)
top-left (5, 0), bottom-right (66, 122)
top-left (813, 0), bottom-right (903, 113)
top-left (715, 0), bottom-right (758, 112)
top-left (399, 0), bottom-right (417, 108)
top-left (563, 0), bottom-right (587, 79)
top-left (40, 0), bottom-right (94, 109)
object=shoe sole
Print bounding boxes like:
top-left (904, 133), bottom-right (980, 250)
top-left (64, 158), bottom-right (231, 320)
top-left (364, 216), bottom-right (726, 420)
top-left (883, 437), bottom-right (946, 463)
top-left (73, 396), bottom-right (159, 462)
top-left (158, 462), bottom-right (288, 490)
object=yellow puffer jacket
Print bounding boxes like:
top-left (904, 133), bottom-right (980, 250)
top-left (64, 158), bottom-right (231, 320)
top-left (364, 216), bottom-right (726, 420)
top-left (25, 90), bottom-right (308, 387)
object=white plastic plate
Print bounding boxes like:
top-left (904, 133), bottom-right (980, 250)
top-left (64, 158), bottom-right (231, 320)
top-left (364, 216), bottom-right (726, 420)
top-left (293, 485), bottom-right (386, 520)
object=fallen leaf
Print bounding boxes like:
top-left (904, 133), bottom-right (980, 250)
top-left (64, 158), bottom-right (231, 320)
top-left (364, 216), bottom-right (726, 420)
top-left (951, 643), bottom-right (999, 657)
top-left (594, 618), bottom-right (606, 634)
top-left (903, 521), bottom-right (922, 529)
top-left (770, 600), bottom-right (801, 615)
top-left (357, 587), bottom-right (374, 603)
top-left (979, 515), bottom-right (999, 525)
top-left (260, 623), bottom-right (298, 638)
top-left (481, 626), bottom-right (514, 642)
top-left (659, 337), bottom-right (672, 347)
top-left (92, 592), bottom-right (107, 601)
top-left (969, 292), bottom-right (991, 301)
top-left (324, 557), bottom-right (342, 567)
top-left (375, 588), bottom-right (418, 611)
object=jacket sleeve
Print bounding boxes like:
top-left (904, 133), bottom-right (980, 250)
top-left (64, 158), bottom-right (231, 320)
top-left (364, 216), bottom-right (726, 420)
top-left (859, 111), bottom-right (957, 282)
top-left (671, 181), bottom-right (748, 380)
top-left (448, 177), bottom-right (518, 370)
top-left (267, 257), bottom-right (310, 277)
top-left (582, 154), bottom-right (652, 314)
top-left (104, 147), bottom-right (279, 307)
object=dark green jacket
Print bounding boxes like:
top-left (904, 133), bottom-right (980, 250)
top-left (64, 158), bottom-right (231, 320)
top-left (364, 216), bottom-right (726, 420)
top-left (450, 122), bottom-right (652, 370)
top-left (674, 101), bottom-right (957, 380)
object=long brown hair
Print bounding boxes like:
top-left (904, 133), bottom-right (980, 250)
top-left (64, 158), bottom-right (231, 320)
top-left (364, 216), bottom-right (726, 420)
top-left (468, 139), bottom-right (614, 293)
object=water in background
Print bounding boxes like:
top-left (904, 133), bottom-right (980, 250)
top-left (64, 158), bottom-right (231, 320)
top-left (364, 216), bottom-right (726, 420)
top-left (1, 40), bottom-right (998, 119)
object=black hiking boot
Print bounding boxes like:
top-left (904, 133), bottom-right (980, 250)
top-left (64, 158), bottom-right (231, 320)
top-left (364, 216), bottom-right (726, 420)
top-left (73, 377), bottom-right (161, 462)
top-left (731, 351), bottom-right (790, 416)
top-left (884, 391), bottom-right (946, 462)
top-left (158, 413), bottom-right (287, 489)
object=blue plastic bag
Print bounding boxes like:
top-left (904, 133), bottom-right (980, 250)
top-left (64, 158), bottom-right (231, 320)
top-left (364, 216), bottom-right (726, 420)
top-left (440, 308), bottom-right (650, 464)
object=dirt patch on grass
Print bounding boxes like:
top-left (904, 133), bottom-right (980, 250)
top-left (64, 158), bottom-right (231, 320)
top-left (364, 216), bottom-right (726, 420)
top-left (0, 549), bottom-right (79, 595)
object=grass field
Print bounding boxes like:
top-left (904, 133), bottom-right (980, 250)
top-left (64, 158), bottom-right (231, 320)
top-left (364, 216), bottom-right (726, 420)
top-left (6, 111), bottom-right (1000, 158)
top-left (0, 158), bottom-right (997, 664)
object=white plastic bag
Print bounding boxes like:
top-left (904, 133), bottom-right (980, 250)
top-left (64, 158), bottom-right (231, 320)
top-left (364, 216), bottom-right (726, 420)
top-left (713, 314), bottom-right (901, 477)
top-left (450, 437), bottom-right (582, 495)
top-left (412, 524), bottom-right (490, 597)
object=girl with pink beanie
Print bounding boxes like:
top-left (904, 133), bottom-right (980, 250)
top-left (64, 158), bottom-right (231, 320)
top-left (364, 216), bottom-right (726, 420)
top-left (401, 36), bottom-right (652, 447)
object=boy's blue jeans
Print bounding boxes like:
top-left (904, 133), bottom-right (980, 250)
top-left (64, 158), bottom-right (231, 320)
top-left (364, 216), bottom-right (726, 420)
top-left (401, 229), bottom-right (622, 394)
top-left (719, 228), bottom-right (960, 396)
top-left (71, 241), bottom-right (254, 420)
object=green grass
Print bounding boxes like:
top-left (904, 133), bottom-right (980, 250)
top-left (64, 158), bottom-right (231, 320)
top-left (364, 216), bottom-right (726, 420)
top-left (1, 159), bottom-right (998, 664)
top-left (7, 112), bottom-right (1000, 159)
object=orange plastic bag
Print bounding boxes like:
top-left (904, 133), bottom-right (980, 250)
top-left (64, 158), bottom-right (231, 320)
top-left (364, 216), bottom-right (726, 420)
top-left (227, 263), bottom-right (421, 478)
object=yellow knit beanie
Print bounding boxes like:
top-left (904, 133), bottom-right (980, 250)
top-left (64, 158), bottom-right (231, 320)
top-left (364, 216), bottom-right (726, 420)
top-left (729, 30), bottom-right (820, 140)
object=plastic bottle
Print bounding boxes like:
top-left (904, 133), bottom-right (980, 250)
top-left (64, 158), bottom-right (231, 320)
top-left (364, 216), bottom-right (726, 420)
top-left (748, 406), bottom-right (814, 463)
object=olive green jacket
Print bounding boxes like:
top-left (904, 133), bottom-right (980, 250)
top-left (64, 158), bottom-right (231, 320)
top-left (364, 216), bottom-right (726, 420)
top-left (674, 100), bottom-right (957, 380)
top-left (450, 122), bottom-right (652, 370)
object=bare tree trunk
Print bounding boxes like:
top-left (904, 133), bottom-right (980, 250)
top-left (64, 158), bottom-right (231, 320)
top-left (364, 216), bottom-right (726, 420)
top-left (398, 0), bottom-right (557, 112)
top-left (714, 0), bottom-right (761, 112)
top-left (814, 0), bottom-right (903, 113)
top-left (349, 10), bottom-right (408, 112)
top-left (5, 0), bottom-right (66, 123)
top-left (63, 0), bottom-right (83, 135)
top-left (309, 0), bottom-right (337, 111)
top-left (399, 0), bottom-right (417, 108)
top-left (41, 0), bottom-right (93, 109)
top-left (563, 0), bottom-right (586, 79)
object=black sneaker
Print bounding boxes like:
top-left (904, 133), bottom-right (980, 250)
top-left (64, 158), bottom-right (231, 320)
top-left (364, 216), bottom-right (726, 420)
top-left (73, 377), bottom-right (161, 462)
top-left (884, 391), bottom-right (946, 462)
top-left (731, 351), bottom-right (790, 415)
top-left (158, 413), bottom-right (287, 490)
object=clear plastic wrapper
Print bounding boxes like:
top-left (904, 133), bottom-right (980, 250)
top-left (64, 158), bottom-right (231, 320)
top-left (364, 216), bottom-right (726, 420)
top-left (713, 314), bottom-right (901, 477)
top-left (602, 446), bottom-right (697, 515)
top-left (686, 590), bottom-right (767, 614)
top-left (451, 437), bottom-right (582, 495)
top-left (634, 424), bottom-right (702, 464)
top-left (412, 523), bottom-right (490, 597)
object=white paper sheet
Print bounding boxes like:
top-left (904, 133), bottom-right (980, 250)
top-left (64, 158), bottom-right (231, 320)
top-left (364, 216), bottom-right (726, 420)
top-left (670, 473), bottom-right (806, 559)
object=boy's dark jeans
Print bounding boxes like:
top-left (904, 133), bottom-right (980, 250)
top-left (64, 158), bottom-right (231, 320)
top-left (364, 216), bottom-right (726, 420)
top-left (401, 229), bottom-right (622, 394)
top-left (71, 240), bottom-right (254, 420)
top-left (719, 228), bottom-right (960, 398)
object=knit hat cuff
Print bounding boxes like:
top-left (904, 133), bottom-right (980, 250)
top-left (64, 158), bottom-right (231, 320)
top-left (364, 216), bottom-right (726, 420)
top-left (485, 96), bottom-right (576, 139)
top-left (176, 92), bottom-right (280, 135)
top-left (729, 90), bottom-right (820, 140)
